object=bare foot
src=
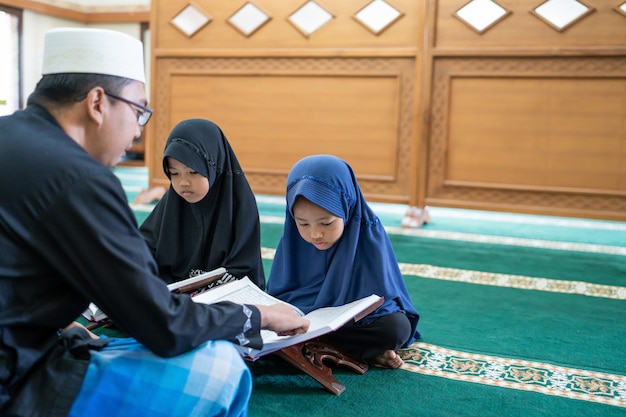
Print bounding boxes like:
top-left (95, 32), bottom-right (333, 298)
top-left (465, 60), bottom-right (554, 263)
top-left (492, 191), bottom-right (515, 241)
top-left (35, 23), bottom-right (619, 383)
top-left (374, 350), bottom-right (404, 369)
top-left (134, 186), bottom-right (166, 204)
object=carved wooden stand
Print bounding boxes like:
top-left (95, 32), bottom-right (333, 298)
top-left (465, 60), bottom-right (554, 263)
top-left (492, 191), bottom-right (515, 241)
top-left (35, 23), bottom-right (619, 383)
top-left (275, 340), bottom-right (369, 395)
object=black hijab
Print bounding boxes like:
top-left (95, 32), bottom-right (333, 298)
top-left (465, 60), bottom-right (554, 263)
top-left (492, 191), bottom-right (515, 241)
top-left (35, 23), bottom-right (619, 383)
top-left (139, 119), bottom-right (265, 289)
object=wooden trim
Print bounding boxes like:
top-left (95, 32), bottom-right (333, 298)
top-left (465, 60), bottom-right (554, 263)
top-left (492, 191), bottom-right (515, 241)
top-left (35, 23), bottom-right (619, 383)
top-left (0, 0), bottom-right (149, 23)
top-left (415, 0), bottom-right (440, 207)
top-left (414, 0), bottom-right (434, 208)
top-left (1, 0), bottom-right (86, 21)
top-left (431, 46), bottom-right (626, 57)
top-left (0, 4), bottom-right (23, 108)
top-left (152, 47), bottom-right (418, 58)
top-left (442, 180), bottom-right (626, 198)
top-left (85, 11), bottom-right (149, 23)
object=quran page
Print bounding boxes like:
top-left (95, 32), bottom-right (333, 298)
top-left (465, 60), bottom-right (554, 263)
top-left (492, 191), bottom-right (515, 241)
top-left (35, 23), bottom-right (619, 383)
top-left (192, 276), bottom-right (382, 359)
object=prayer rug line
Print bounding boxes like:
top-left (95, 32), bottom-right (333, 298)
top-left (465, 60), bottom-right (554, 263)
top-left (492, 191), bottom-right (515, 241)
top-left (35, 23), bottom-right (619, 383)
top-left (260, 248), bottom-right (626, 300)
top-left (258, 215), bottom-right (626, 256)
top-left (414, 208), bottom-right (626, 232)
top-left (255, 195), bottom-right (626, 232)
top-left (399, 342), bottom-right (626, 409)
top-left (398, 263), bottom-right (626, 301)
top-left (386, 227), bottom-right (626, 256)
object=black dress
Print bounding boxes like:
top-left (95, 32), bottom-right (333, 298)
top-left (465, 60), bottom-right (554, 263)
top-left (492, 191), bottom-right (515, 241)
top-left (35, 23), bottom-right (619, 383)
top-left (140, 119), bottom-right (266, 289)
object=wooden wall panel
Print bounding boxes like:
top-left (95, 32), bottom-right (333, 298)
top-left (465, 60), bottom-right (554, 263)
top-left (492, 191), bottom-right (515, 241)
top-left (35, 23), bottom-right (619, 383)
top-left (148, 0), bottom-right (425, 204)
top-left (169, 74), bottom-right (400, 175)
top-left (151, 56), bottom-right (415, 201)
top-left (423, 0), bottom-right (626, 220)
top-left (149, 0), bottom-right (626, 220)
top-left (446, 76), bottom-right (626, 192)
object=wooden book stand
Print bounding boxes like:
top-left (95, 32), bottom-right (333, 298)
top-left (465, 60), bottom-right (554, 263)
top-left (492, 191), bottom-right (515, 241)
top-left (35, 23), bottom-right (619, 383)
top-left (274, 339), bottom-right (369, 395)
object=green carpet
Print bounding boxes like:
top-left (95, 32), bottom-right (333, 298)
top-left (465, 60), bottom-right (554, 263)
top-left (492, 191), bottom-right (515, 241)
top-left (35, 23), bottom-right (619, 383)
top-left (114, 167), bottom-right (626, 417)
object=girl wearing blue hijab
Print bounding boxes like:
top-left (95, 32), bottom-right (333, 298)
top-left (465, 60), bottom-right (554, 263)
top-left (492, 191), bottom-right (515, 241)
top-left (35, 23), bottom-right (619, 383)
top-left (267, 155), bottom-right (420, 368)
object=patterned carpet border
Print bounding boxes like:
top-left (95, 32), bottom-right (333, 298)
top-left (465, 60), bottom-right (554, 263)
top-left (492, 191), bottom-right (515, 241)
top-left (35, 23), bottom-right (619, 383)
top-left (399, 342), bottom-right (626, 408)
top-left (260, 248), bottom-right (626, 300)
top-left (398, 264), bottom-right (626, 301)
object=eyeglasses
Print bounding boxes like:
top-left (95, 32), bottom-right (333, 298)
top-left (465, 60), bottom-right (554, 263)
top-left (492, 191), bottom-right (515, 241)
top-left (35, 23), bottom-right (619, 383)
top-left (75, 91), bottom-right (154, 127)
top-left (104, 91), bottom-right (153, 127)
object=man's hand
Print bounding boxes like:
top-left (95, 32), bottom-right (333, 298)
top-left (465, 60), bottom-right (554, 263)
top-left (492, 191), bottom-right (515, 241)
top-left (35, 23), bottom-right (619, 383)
top-left (255, 303), bottom-right (309, 336)
top-left (64, 321), bottom-right (100, 340)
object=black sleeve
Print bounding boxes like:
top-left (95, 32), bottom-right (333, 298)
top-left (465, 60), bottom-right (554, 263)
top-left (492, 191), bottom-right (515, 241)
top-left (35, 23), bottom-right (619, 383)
top-left (34, 172), bottom-right (263, 357)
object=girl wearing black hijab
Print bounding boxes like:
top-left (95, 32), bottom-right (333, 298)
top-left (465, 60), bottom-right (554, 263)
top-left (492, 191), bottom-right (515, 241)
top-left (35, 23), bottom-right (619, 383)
top-left (139, 119), bottom-right (265, 289)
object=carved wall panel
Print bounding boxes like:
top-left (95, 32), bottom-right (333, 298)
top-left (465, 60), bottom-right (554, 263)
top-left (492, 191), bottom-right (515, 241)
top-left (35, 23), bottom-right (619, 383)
top-left (150, 56), bottom-right (416, 202)
top-left (148, 0), bottom-right (626, 219)
top-left (426, 56), bottom-right (626, 220)
top-left (148, 0), bottom-right (424, 203)
top-left (418, 0), bottom-right (626, 220)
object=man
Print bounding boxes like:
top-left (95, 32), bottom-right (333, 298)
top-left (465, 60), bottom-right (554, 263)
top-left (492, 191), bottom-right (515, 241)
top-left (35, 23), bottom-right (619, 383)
top-left (0, 27), bottom-right (308, 417)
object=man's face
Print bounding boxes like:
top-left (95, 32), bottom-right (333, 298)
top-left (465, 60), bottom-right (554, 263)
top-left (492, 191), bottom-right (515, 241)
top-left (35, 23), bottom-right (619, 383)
top-left (95, 81), bottom-right (147, 167)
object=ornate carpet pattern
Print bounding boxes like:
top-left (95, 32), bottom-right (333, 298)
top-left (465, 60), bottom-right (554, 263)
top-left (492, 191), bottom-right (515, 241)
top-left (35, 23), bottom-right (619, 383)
top-left (398, 264), bottom-right (626, 300)
top-left (400, 342), bottom-right (626, 408)
top-left (261, 248), bottom-right (625, 300)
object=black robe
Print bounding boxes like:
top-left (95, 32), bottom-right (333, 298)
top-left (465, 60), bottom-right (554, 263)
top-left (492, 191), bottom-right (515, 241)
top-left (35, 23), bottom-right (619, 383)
top-left (139, 119), bottom-right (266, 289)
top-left (0, 106), bottom-right (263, 416)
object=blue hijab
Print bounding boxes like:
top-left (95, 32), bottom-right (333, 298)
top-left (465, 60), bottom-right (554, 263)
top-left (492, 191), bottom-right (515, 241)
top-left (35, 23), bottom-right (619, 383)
top-left (267, 155), bottom-right (420, 346)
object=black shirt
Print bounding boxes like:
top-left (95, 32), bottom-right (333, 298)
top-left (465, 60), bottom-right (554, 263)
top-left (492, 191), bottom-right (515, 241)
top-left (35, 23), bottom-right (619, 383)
top-left (0, 105), bottom-right (262, 414)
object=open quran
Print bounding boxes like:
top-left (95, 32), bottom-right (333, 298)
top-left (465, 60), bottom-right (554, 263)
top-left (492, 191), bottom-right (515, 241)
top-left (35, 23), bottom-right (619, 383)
top-left (82, 270), bottom-right (383, 395)
top-left (192, 276), bottom-right (383, 360)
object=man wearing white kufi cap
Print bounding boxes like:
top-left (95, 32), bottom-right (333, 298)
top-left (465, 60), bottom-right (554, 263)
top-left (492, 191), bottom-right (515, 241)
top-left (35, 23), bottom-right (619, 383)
top-left (0, 27), bottom-right (308, 417)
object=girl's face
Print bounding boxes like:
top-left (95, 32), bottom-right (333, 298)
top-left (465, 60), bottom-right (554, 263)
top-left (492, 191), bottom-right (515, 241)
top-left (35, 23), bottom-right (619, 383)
top-left (292, 196), bottom-right (344, 251)
top-left (166, 157), bottom-right (209, 203)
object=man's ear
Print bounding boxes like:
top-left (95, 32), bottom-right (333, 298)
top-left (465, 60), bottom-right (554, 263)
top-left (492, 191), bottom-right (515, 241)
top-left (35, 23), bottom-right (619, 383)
top-left (84, 87), bottom-right (106, 126)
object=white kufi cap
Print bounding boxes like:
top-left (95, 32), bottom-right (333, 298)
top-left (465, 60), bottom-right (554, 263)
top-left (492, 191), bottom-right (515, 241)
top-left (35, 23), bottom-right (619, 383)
top-left (42, 27), bottom-right (145, 83)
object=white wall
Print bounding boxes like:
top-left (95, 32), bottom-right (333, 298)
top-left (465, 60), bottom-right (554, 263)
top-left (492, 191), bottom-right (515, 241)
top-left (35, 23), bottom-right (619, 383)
top-left (22, 10), bottom-right (145, 102)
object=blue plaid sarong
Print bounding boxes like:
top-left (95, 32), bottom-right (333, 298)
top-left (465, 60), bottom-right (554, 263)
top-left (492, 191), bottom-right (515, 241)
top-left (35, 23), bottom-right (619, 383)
top-left (67, 337), bottom-right (251, 417)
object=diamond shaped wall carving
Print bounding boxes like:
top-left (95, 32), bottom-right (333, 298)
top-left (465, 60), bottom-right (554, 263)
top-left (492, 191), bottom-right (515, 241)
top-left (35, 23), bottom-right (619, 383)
top-left (170, 2), bottom-right (212, 38)
top-left (615, 2), bottom-right (626, 17)
top-left (228, 2), bottom-right (272, 37)
top-left (354, 0), bottom-right (404, 35)
top-left (454, 0), bottom-right (512, 34)
top-left (288, 1), bottom-right (334, 37)
top-left (531, 0), bottom-right (595, 32)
